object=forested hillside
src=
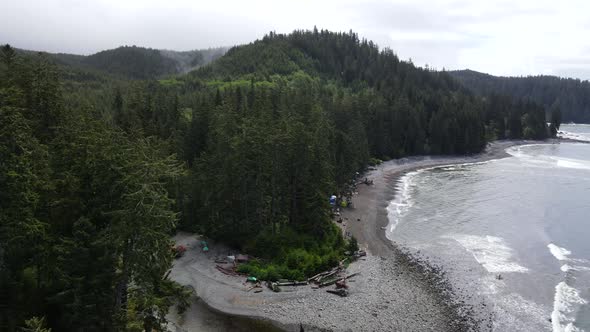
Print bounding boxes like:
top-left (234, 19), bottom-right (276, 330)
top-left (0, 45), bottom-right (191, 331)
top-left (450, 69), bottom-right (590, 123)
top-left (0, 30), bottom-right (557, 331)
top-left (17, 45), bottom-right (228, 79)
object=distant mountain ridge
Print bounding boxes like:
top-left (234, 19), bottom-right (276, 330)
top-left (15, 45), bottom-right (228, 79)
top-left (450, 69), bottom-right (590, 123)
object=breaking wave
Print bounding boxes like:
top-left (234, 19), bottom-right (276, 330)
top-left (548, 244), bottom-right (590, 332)
top-left (507, 146), bottom-right (590, 171)
top-left (559, 131), bottom-right (590, 142)
top-left (552, 282), bottom-right (587, 332)
top-left (386, 159), bottom-right (502, 236)
top-left (559, 124), bottom-right (590, 143)
top-left (549, 243), bottom-right (573, 261)
top-left (450, 234), bottom-right (529, 273)
top-left (386, 170), bottom-right (419, 234)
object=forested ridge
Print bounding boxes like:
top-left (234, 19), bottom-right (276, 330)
top-left (450, 69), bottom-right (590, 123)
top-left (1, 29), bottom-right (558, 331)
top-left (15, 45), bottom-right (228, 80)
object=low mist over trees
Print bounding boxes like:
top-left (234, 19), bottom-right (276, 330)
top-left (15, 45), bottom-right (228, 80)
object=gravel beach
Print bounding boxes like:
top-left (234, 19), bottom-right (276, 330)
top-left (168, 140), bottom-right (566, 332)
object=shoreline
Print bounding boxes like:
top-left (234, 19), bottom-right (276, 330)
top-left (168, 138), bottom-right (574, 332)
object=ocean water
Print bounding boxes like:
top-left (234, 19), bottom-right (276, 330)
top-left (386, 125), bottom-right (590, 332)
top-left (559, 124), bottom-right (590, 142)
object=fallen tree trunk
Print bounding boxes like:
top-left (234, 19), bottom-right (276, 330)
top-left (319, 278), bottom-right (341, 288)
top-left (276, 281), bottom-right (308, 287)
top-left (216, 265), bottom-right (238, 276)
top-left (308, 268), bottom-right (338, 282)
top-left (246, 284), bottom-right (262, 292)
top-left (319, 272), bottom-right (360, 288)
top-left (317, 270), bottom-right (340, 283)
top-left (345, 272), bottom-right (360, 279)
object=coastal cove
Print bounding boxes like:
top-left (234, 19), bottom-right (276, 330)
top-left (4, 8), bottom-right (590, 330)
top-left (169, 138), bottom-right (588, 331)
top-left (387, 125), bottom-right (590, 332)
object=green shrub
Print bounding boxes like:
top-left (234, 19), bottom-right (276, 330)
top-left (265, 265), bottom-right (281, 281)
top-left (347, 236), bottom-right (359, 253)
top-left (368, 157), bottom-right (383, 166)
top-left (235, 223), bottom-right (346, 281)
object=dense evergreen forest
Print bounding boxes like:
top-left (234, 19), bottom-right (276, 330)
top-left (451, 69), bottom-right (590, 123)
top-left (0, 44), bottom-right (191, 331)
top-left (17, 45), bottom-right (228, 80)
top-left (1, 29), bottom-right (558, 331)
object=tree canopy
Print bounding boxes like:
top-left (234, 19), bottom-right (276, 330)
top-left (1, 44), bottom-right (189, 332)
top-left (451, 69), bottom-right (590, 123)
top-left (0, 29), bottom-right (554, 331)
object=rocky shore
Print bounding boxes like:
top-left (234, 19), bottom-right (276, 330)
top-left (168, 139), bottom-right (567, 331)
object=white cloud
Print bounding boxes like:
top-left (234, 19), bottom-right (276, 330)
top-left (1, 0), bottom-right (589, 80)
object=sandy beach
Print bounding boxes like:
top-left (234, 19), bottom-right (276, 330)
top-left (168, 139), bottom-right (568, 332)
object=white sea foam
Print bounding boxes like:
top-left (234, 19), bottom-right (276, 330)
top-left (549, 243), bottom-right (573, 261)
top-left (551, 282), bottom-right (587, 332)
top-left (493, 291), bottom-right (552, 332)
top-left (386, 171), bottom-right (419, 233)
top-left (552, 155), bottom-right (590, 170)
top-left (559, 130), bottom-right (590, 142)
top-left (480, 274), bottom-right (551, 331)
top-left (547, 244), bottom-right (590, 332)
top-left (481, 275), bottom-right (501, 295)
top-left (506, 144), bottom-right (547, 157)
top-left (507, 146), bottom-right (590, 171)
top-left (427, 159), bottom-right (498, 171)
top-left (562, 265), bottom-right (590, 272)
top-left (385, 159), bottom-right (500, 236)
top-left (450, 234), bottom-right (528, 273)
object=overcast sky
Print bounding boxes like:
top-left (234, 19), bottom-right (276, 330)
top-left (2, 0), bottom-right (590, 80)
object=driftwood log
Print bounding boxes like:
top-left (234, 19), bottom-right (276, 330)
top-left (319, 272), bottom-right (360, 288)
top-left (216, 265), bottom-right (239, 276)
top-left (326, 289), bottom-right (348, 297)
top-left (276, 281), bottom-right (308, 287)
